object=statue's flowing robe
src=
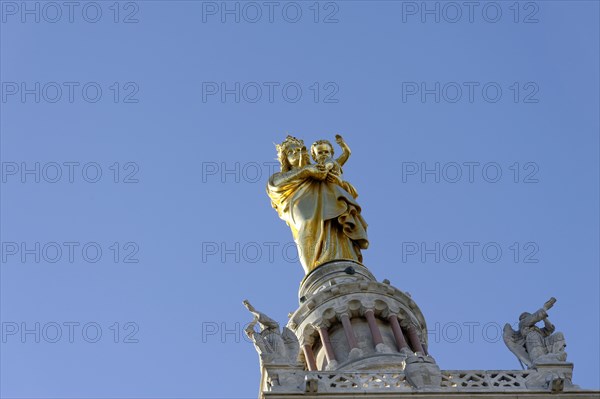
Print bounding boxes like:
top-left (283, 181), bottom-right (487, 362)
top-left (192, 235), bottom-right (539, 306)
top-left (267, 172), bottom-right (368, 274)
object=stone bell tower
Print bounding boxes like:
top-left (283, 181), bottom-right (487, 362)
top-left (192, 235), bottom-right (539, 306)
top-left (243, 135), bottom-right (598, 398)
top-left (289, 260), bottom-right (439, 386)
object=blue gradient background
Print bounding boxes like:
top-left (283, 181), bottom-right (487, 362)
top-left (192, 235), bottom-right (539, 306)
top-left (0, 1), bottom-right (598, 398)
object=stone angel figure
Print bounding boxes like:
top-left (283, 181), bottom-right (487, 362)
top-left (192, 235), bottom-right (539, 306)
top-left (503, 297), bottom-right (567, 369)
top-left (243, 300), bottom-right (300, 366)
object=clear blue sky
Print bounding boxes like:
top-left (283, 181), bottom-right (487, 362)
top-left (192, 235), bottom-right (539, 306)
top-left (1, 1), bottom-right (598, 398)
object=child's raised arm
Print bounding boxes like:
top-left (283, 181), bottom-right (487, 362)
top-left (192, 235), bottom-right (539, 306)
top-left (335, 134), bottom-right (351, 166)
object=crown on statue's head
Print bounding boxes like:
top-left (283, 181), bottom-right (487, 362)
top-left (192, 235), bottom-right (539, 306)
top-left (276, 135), bottom-right (305, 158)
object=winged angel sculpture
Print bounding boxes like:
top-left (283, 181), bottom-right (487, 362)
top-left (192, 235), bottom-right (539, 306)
top-left (503, 297), bottom-right (568, 369)
top-left (243, 300), bottom-right (300, 366)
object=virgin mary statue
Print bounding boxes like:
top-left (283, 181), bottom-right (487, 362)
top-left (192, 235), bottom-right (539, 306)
top-left (267, 135), bottom-right (369, 275)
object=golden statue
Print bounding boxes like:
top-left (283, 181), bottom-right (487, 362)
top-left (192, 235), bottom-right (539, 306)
top-left (267, 135), bottom-right (369, 275)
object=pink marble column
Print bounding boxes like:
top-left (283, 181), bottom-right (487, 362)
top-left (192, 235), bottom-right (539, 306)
top-left (388, 315), bottom-right (409, 352)
top-left (340, 313), bottom-right (359, 349)
top-left (364, 309), bottom-right (384, 346)
top-left (318, 326), bottom-right (337, 363)
top-left (302, 343), bottom-right (318, 371)
top-left (405, 323), bottom-right (425, 354)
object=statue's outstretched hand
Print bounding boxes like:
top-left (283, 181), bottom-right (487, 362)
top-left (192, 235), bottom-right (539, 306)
top-left (326, 173), bottom-right (343, 186)
top-left (335, 134), bottom-right (344, 145)
top-left (243, 299), bottom-right (255, 312)
top-left (306, 164), bottom-right (328, 180)
top-left (543, 297), bottom-right (557, 311)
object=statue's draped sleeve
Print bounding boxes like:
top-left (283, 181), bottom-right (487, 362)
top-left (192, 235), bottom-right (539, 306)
top-left (519, 309), bottom-right (548, 330)
top-left (267, 171), bottom-right (368, 274)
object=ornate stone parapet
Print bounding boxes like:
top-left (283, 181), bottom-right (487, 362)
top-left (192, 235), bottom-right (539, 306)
top-left (524, 362), bottom-right (576, 390)
top-left (259, 368), bottom-right (597, 398)
top-left (259, 363), bottom-right (306, 395)
top-left (404, 354), bottom-right (441, 389)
